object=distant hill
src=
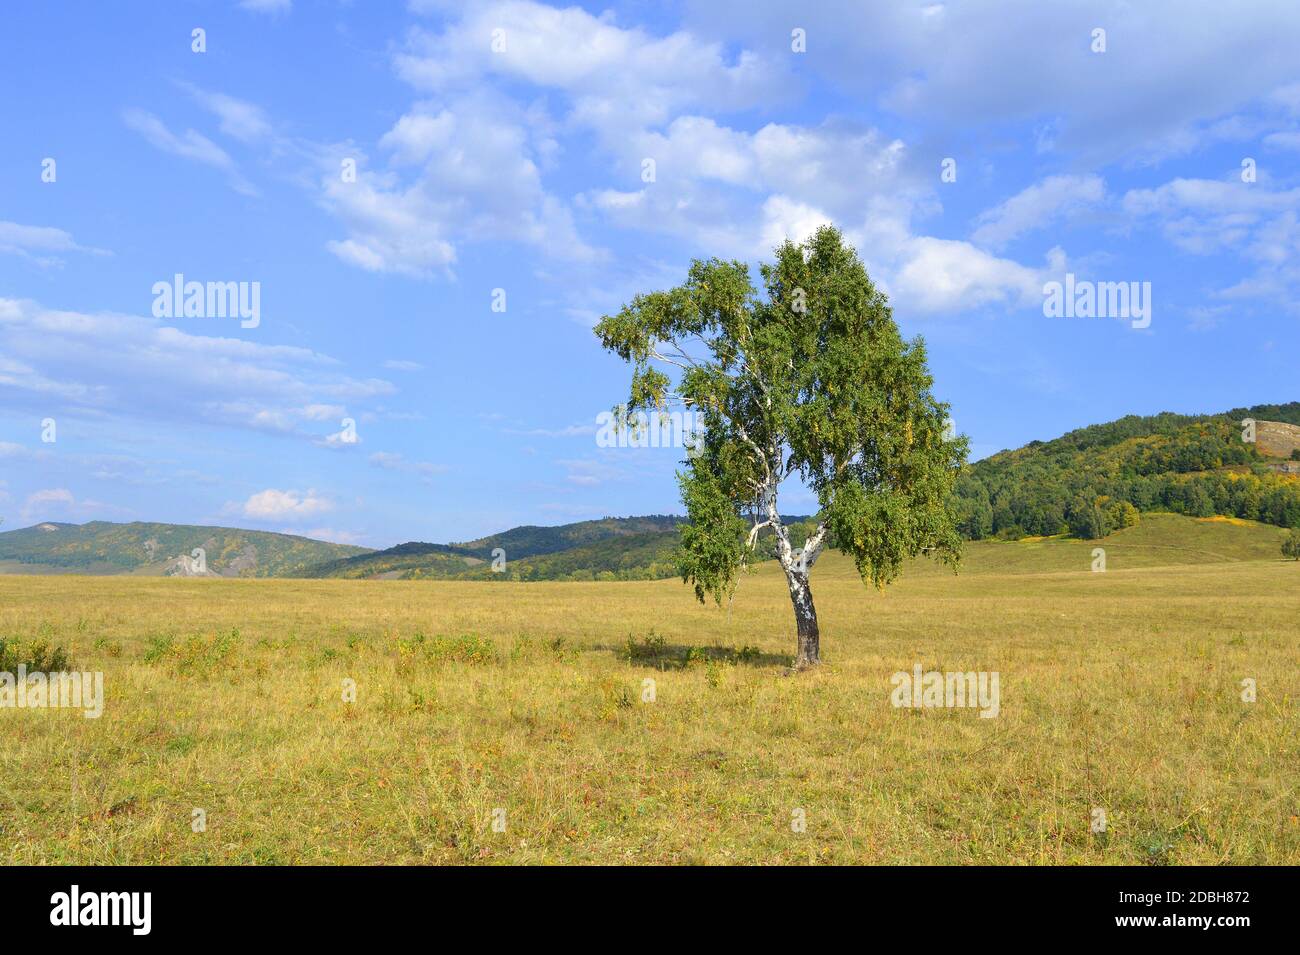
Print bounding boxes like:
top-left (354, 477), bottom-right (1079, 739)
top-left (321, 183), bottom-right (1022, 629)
top-left (952, 401), bottom-right (1300, 541)
top-left (3, 402), bottom-right (1296, 581)
top-left (459, 529), bottom-right (681, 581)
top-left (304, 516), bottom-right (689, 580)
top-left (0, 521), bottom-right (368, 577)
top-left (303, 514), bottom-right (822, 582)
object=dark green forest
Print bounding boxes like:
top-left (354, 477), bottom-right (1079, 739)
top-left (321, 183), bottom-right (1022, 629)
top-left (951, 402), bottom-right (1300, 541)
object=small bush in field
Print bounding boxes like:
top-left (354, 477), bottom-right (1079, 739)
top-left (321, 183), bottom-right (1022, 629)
top-left (143, 629), bottom-right (241, 674)
top-left (0, 637), bottom-right (71, 672)
top-left (1283, 529), bottom-right (1300, 561)
top-left (625, 630), bottom-right (667, 662)
top-left (424, 633), bottom-right (498, 665)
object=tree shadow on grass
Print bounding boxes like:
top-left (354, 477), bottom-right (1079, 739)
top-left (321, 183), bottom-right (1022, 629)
top-left (595, 634), bottom-right (792, 671)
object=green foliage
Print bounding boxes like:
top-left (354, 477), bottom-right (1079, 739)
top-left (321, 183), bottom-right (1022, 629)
top-left (143, 629), bottom-right (242, 674)
top-left (677, 468), bottom-right (750, 602)
top-left (413, 633), bottom-right (499, 666)
top-left (625, 631), bottom-right (668, 662)
top-left (1283, 529), bottom-right (1300, 560)
top-left (1066, 497), bottom-right (1110, 540)
top-left (596, 225), bottom-right (966, 605)
top-left (0, 636), bottom-right (70, 672)
top-left (1109, 500), bottom-right (1141, 530)
top-left (488, 530), bottom-right (680, 582)
top-left (956, 407), bottom-right (1300, 541)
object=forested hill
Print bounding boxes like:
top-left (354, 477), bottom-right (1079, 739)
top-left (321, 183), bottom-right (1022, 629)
top-left (952, 402), bottom-right (1300, 540)
top-left (303, 515), bottom-right (689, 580)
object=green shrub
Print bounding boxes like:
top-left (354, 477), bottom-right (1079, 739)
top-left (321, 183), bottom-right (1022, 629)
top-left (625, 630), bottom-right (667, 662)
top-left (1283, 529), bottom-right (1300, 561)
top-left (423, 633), bottom-right (498, 665)
top-left (684, 646), bottom-right (710, 667)
top-left (0, 637), bottom-right (70, 672)
top-left (143, 629), bottom-right (241, 673)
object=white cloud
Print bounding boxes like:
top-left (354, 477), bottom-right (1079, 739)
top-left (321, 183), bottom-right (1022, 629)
top-left (397, 1), bottom-right (789, 135)
top-left (0, 221), bottom-right (108, 265)
top-left (686, 0), bottom-right (1300, 165)
top-left (0, 298), bottom-right (395, 436)
top-left (892, 236), bottom-right (1044, 313)
top-left (504, 423), bottom-right (596, 438)
top-left (1263, 131), bottom-right (1300, 151)
top-left (238, 488), bottom-right (333, 521)
top-left (972, 174), bottom-right (1106, 249)
top-left (20, 488), bottom-right (120, 523)
top-left (321, 94), bottom-right (600, 276)
top-left (368, 451), bottom-right (447, 481)
top-left (122, 108), bottom-right (257, 195)
top-left (179, 84), bottom-right (273, 143)
top-left (1121, 178), bottom-right (1300, 253)
top-left (1122, 177), bottom-right (1300, 309)
top-left (557, 458), bottom-right (624, 487)
top-left (239, 0), bottom-right (291, 13)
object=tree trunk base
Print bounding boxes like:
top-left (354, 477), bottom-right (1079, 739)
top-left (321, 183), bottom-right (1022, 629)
top-left (787, 569), bottom-right (820, 669)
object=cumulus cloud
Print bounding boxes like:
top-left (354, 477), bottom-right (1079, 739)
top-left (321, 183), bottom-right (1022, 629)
top-left (893, 236), bottom-right (1045, 313)
top-left (237, 488), bottom-right (333, 521)
top-left (397, 0), bottom-right (790, 134)
top-left (321, 92), bottom-right (600, 276)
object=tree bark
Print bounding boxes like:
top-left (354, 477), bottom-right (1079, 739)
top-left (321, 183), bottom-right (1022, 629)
top-left (787, 568), bottom-right (820, 668)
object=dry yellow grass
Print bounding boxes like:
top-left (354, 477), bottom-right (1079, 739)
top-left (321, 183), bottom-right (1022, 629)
top-left (2, 540), bottom-right (1297, 865)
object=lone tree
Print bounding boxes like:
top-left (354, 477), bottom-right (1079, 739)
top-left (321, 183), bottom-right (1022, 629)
top-left (596, 226), bottom-right (966, 668)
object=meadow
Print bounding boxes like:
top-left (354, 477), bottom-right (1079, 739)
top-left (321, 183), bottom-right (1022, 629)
top-left (2, 515), bottom-right (1297, 865)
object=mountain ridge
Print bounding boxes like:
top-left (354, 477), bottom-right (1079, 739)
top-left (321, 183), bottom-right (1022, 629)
top-left (0, 520), bottom-right (368, 578)
top-left (3, 402), bottom-right (1296, 580)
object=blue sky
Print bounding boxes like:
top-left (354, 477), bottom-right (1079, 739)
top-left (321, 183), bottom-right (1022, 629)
top-left (1, 0), bottom-right (1298, 548)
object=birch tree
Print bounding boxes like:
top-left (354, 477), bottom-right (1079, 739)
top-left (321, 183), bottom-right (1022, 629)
top-left (595, 226), bottom-right (966, 668)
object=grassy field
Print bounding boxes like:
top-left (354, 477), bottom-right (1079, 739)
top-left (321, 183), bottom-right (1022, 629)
top-left (2, 514), bottom-right (1297, 865)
